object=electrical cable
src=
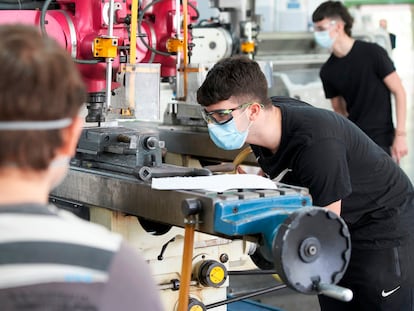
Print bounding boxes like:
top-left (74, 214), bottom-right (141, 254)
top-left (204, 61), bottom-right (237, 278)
top-left (138, 0), bottom-right (173, 57)
top-left (40, 0), bottom-right (52, 36)
top-left (187, 1), bottom-right (199, 21)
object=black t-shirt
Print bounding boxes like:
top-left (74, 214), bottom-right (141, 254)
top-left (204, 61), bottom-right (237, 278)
top-left (251, 97), bottom-right (414, 248)
top-left (320, 40), bottom-right (395, 147)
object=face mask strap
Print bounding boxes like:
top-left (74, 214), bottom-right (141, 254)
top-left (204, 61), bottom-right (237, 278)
top-left (235, 108), bottom-right (253, 133)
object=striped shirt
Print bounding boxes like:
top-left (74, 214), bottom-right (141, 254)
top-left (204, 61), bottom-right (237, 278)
top-left (0, 204), bottom-right (163, 311)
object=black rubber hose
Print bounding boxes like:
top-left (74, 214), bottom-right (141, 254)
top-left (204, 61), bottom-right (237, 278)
top-left (205, 284), bottom-right (287, 309)
top-left (138, 0), bottom-right (172, 57)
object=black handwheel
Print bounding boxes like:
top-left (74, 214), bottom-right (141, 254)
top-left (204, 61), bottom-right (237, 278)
top-left (250, 244), bottom-right (275, 271)
top-left (273, 207), bottom-right (351, 294)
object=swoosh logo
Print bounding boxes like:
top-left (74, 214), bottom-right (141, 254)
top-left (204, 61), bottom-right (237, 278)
top-left (381, 286), bottom-right (401, 297)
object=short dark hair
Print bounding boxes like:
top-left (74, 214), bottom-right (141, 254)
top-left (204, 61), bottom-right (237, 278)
top-left (312, 1), bottom-right (354, 37)
top-left (0, 24), bottom-right (86, 169)
top-left (197, 56), bottom-right (269, 107)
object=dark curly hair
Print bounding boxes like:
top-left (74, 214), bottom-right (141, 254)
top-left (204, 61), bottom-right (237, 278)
top-left (312, 1), bottom-right (354, 37)
top-left (197, 56), bottom-right (270, 108)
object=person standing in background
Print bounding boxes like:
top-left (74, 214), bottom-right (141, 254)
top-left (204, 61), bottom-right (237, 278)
top-left (312, 1), bottom-right (407, 163)
top-left (379, 18), bottom-right (396, 50)
top-left (0, 24), bottom-right (163, 311)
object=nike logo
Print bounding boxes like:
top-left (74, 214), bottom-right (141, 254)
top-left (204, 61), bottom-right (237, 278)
top-left (381, 286), bottom-right (401, 297)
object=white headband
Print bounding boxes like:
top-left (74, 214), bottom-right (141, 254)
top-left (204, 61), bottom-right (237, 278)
top-left (0, 118), bottom-right (72, 131)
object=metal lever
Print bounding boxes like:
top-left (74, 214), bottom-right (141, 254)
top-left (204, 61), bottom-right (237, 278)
top-left (136, 165), bottom-right (211, 181)
top-left (272, 168), bottom-right (292, 183)
top-left (317, 283), bottom-right (353, 302)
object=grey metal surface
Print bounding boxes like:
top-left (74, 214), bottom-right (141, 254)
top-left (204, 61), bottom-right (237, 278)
top-left (51, 167), bottom-right (302, 234)
top-left (51, 167), bottom-right (217, 231)
top-left (157, 125), bottom-right (258, 164)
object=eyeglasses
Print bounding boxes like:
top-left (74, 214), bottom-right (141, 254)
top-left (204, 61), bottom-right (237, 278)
top-left (313, 20), bottom-right (337, 32)
top-left (201, 102), bottom-right (253, 125)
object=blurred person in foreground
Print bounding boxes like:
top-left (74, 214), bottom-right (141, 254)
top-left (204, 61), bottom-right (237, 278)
top-left (197, 55), bottom-right (414, 311)
top-left (0, 24), bottom-right (163, 311)
top-left (312, 1), bottom-right (407, 163)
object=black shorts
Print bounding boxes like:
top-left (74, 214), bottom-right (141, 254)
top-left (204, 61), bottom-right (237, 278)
top-left (318, 240), bottom-right (414, 311)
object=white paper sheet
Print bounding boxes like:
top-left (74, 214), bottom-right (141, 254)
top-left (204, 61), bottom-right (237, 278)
top-left (151, 174), bottom-right (277, 192)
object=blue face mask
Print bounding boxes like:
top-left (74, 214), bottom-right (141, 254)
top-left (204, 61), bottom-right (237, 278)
top-left (314, 30), bottom-right (334, 49)
top-left (207, 117), bottom-right (250, 150)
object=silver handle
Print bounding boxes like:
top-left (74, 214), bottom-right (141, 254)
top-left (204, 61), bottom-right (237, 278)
top-left (317, 283), bottom-right (353, 302)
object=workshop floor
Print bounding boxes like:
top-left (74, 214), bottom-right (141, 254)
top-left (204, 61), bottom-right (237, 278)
top-left (230, 46), bottom-right (414, 311)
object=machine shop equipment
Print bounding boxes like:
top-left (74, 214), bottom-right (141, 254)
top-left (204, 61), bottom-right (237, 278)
top-left (254, 29), bottom-right (393, 111)
top-left (1, 1), bottom-right (354, 309)
top-left (49, 124), bottom-right (353, 310)
top-left (0, 0), bottom-right (199, 122)
top-left (191, 0), bottom-right (260, 60)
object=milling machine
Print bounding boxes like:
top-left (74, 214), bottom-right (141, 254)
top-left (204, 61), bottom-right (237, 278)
top-left (1, 1), bottom-right (353, 310)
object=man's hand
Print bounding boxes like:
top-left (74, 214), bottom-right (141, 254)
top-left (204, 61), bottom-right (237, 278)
top-left (236, 165), bottom-right (265, 176)
top-left (391, 134), bottom-right (408, 164)
top-left (324, 200), bottom-right (342, 216)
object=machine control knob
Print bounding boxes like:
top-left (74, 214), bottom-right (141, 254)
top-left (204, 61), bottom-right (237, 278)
top-left (197, 260), bottom-right (227, 288)
top-left (145, 136), bottom-right (164, 150)
top-left (187, 297), bottom-right (206, 311)
top-left (181, 198), bottom-right (202, 217)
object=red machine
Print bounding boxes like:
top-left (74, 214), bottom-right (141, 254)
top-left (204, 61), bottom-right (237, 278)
top-left (0, 0), bottom-right (198, 121)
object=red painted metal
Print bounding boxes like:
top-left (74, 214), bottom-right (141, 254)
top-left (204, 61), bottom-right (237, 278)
top-left (0, 0), bottom-right (198, 91)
